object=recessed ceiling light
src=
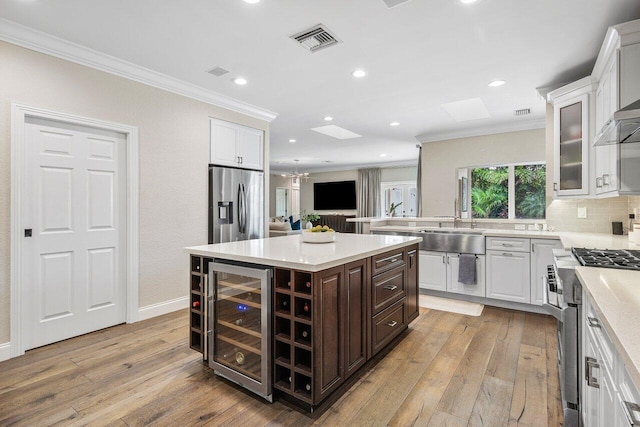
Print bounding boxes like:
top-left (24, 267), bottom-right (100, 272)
top-left (289, 139), bottom-right (296, 143)
top-left (389, 121), bottom-right (400, 127)
top-left (488, 80), bottom-right (506, 87)
top-left (351, 69), bottom-right (367, 78)
top-left (233, 77), bottom-right (247, 85)
top-left (323, 116), bottom-right (333, 121)
top-left (380, 153), bottom-right (388, 157)
top-left (460, 0), bottom-right (478, 3)
top-left (243, 0), bottom-right (261, 3)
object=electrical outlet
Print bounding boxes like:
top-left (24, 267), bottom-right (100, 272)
top-left (514, 224), bottom-right (526, 230)
top-left (578, 207), bottom-right (588, 219)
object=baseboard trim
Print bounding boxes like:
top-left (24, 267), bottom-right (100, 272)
top-left (138, 296), bottom-right (189, 321)
top-left (0, 342), bottom-right (11, 362)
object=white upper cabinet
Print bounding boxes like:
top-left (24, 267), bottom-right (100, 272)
top-left (549, 80), bottom-right (594, 198)
top-left (210, 118), bottom-right (264, 171)
top-left (591, 20), bottom-right (640, 197)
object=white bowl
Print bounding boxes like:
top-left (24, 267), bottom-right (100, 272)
top-left (301, 230), bottom-right (336, 243)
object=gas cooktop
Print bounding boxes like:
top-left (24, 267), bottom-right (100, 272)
top-left (572, 247), bottom-right (640, 270)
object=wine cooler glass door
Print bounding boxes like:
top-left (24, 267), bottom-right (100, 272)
top-left (208, 261), bottom-right (272, 401)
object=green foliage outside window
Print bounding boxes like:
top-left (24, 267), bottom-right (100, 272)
top-left (471, 164), bottom-right (546, 219)
top-left (515, 165), bottom-right (546, 219)
top-left (471, 167), bottom-right (508, 218)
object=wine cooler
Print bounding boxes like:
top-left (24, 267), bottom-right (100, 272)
top-left (208, 261), bottom-right (273, 402)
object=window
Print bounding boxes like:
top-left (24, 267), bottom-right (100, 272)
top-left (381, 181), bottom-right (417, 217)
top-left (469, 163), bottom-right (545, 219)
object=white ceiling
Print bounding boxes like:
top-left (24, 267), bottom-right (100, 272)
top-left (1, 0), bottom-right (639, 174)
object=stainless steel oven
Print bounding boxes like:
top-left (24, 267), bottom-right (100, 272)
top-left (542, 249), bottom-right (582, 427)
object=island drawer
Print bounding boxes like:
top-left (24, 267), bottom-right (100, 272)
top-left (371, 248), bottom-right (406, 275)
top-left (371, 299), bottom-right (406, 356)
top-left (372, 264), bottom-right (405, 315)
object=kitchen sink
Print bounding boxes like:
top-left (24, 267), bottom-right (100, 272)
top-left (371, 229), bottom-right (486, 254)
top-left (419, 228), bottom-right (485, 235)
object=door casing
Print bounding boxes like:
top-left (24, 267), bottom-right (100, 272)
top-left (10, 103), bottom-right (140, 358)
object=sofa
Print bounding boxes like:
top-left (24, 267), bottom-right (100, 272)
top-left (268, 216), bottom-right (303, 237)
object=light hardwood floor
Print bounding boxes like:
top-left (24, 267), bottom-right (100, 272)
top-left (0, 306), bottom-right (562, 426)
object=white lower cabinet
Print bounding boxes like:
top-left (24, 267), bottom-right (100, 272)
top-left (418, 251), bottom-right (447, 291)
top-left (447, 254), bottom-right (485, 298)
top-left (582, 290), bottom-right (640, 427)
top-left (486, 250), bottom-right (531, 303)
top-left (419, 251), bottom-right (485, 297)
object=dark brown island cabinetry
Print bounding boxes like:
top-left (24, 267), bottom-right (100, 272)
top-left (273, 243), bottom-right (419, 408)
top-left (189, 255), bottom-right (213, 357)
top-left (188, 242), bottom-right (419, 409)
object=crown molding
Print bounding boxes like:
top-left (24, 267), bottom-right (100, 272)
top-left (271, 159), bottom-right (418, 175)
top-left (415, 118), bottom-right (546, 144)
top-left (0, 18), bottom-right (278, 122)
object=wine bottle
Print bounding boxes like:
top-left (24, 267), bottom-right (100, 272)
top-left (305, 281), bottom-right (311, 289)
top-left (235, 351), bottom-right (245, 365)
top-left (303, 302), bottom-right (310, 313)
top-left (235, 317), bottom-right (244, 326)
top-left (288, 376), bottom-right (292, 383)
top-left (246, 292), bottom-right (253, 302)
top-left (301, 329), bottom-right (309, 339)
top-left (305, 383), bottom-right (311, 392)
top-left (282, 299), bottom-right (289, 310)
top-left (192, 300), bottom-right (200, 309)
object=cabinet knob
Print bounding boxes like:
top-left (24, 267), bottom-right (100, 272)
top-left (553, 182), bottom-right (558, 191)
top-left (587, 316), bottom-right (601, 328)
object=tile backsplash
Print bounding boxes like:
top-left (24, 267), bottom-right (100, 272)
top-left (546, 196), bottom-right (640, 233)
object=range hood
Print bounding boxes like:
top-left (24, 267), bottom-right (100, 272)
top-left (594, 99), bottom-right (640, 146)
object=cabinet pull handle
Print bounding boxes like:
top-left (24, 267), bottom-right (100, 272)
top-left (386, 321), bottom-right (398, 328)
top-left (531, 243), bottom-right (535, 253)
top-left (596, 177), bottom-right (603, 188)
top-left (603, 174), bottom-right (610, 186)
top-left (621, 399), bottom-right (640, 426)
top-left (383, 285), bottom-right (398, 291)
top-left (442, 255), bottom-right (446, 263)
top-left (501, 243), bottom-right (514, 247)
top-left (585, 357), bottom-right (600, 388)
top-left (502, 252), bottom-right (513, 256)
top-left (240, 156), bottom-right (243, 164)
top-left (587, 316), bottom-right (601, 328)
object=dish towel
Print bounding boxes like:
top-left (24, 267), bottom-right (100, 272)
top-left (458, 254), bottom-right (477, 285)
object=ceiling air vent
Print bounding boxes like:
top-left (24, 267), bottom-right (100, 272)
top-left (207, 66), bottom-right (230, 77)
top-left (514, 108), bottom-right (532, 117)
top-left (382, 0), bottom-right (413, 8)
top-left (291, 24), bottom-right (340, 53)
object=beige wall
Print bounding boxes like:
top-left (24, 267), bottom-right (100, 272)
top-left (269, 174), bottom-right (292, 218)
top-left (420, 129), bottom-right (546, 216)
top-left (0, 41), bottom-right (270, 344)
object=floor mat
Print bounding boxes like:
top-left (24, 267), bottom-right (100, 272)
top-left (419, 294), bottom-right (484, 317)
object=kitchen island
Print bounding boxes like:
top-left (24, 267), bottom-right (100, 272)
top-left (185, 233), bottom-right (421, 410)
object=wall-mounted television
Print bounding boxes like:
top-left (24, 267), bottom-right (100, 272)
top-left (314, 180), bottom-right (357, 210)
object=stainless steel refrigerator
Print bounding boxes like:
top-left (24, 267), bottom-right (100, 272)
top-left (208, 165), bottom-right (265, 244)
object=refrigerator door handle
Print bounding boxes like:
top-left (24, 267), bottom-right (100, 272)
top-left (237, 183), bottom-right (243, 234)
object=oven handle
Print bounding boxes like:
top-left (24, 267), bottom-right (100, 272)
top-left (542, 276), bottom-right (564, 321)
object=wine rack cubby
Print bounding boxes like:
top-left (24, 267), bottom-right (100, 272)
top-left (189, 255), bottom-right (211, 358)
top-left (273, 267), bottom-right (314, 404)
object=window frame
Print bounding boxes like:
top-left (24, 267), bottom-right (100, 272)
top-left (464, 161), bottom-right (546, 220)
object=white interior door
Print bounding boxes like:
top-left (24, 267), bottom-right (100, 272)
top-left (22, 117), bottom-right (126, 350)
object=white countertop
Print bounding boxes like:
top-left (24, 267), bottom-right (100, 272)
top-left (576, 267), bottom-right (640, 387)
top-left (558, 232), bottom-right (640, 250)
top-left (184, 233), bottom-right (421, 272)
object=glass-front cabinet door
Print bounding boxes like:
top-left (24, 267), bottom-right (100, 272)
top-left (208, 261), bottom-right (272, 401)
top-left (554, 93), bottom-right (590, 196)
